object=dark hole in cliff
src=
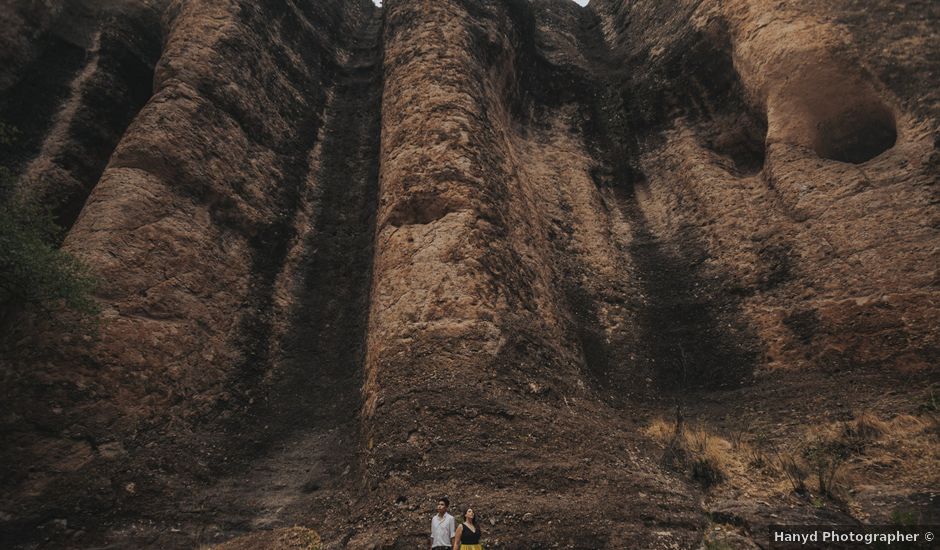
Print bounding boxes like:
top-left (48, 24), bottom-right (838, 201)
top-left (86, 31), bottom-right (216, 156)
top-left (814, 102), bottom-right (897, 164)
top-left (385, 195), bottom-right (455, 227)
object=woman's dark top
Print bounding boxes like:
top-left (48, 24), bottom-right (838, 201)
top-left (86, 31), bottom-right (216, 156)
top-left (459, 523), bottom-right (481, 544)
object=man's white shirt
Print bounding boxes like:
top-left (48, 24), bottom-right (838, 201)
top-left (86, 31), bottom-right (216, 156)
top-left (431, 512), bottom-right (456, 547)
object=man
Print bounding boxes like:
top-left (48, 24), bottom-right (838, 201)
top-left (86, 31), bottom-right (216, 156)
top-left (429, 497), bottom-right (455, 550)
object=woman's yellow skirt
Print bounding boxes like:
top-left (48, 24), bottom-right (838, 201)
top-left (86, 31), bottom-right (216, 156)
top-left (460, 545), bottom-right (483, 550)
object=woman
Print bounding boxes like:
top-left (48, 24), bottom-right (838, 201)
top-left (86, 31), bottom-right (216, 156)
top-left (452, 507), bottom-right (483, 550)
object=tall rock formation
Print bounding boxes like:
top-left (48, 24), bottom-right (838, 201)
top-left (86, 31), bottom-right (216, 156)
top-left (1, 0), bottom-right (937, 548)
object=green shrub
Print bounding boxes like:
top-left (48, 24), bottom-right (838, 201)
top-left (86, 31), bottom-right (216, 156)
top-left (0, 122), bottom-right (99, 319)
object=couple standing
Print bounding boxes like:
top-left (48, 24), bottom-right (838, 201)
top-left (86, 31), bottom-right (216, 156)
top-left (429, 497), bottom-right (483, 550)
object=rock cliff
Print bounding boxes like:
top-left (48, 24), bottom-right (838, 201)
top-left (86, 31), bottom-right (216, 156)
top-left (1, 0), bottom-right (937, 548)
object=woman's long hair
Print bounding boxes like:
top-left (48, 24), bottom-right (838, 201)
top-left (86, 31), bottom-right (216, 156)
top-left (464, 508), bottom-right (478, 527)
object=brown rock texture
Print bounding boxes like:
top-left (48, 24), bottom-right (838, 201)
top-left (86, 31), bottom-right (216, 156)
top-left (0, 0), bottom-right (937, 548)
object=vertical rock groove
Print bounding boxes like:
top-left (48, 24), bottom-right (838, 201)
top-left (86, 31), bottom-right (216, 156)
top-left (3, 2), bottom-right (165, 233)
top-left (182, 6), bottom-right (385, 543)
top-left (360, 0), bottom-right (702, 546)
top-left (1, 1), bottom-right (385, 546)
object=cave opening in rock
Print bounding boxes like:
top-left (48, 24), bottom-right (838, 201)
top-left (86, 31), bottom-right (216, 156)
top-left (813, 102), bottom-right (897, 164)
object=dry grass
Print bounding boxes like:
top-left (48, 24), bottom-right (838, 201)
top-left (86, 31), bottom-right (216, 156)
top-left (839, 413), bottom-right (939, 490)
top-left (792, 413), bottom-right (937, 495)
top-left (645, 412), bottom-right (939, 503)
top-left (646, 418), bottom-right (733, 489)
top-left (766, 413), bottom-right (937, 499)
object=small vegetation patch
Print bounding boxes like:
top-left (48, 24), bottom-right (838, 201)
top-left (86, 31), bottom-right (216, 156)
top-left (648, 411), bottom-right (729, 490)
top-left (777, 412), bottom-right (894, 498)
top-left (646, 410), bottom-right (938, 512)
top-left (0, 121), bottom-right (99, 322)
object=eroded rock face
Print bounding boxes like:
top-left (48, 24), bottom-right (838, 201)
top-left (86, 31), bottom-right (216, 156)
top-left (592, 0), bottom-right (938, 375)
top-left (1, 0), bottom-right (382, 545)
top-left (0, 0), bottom-right (937, 547)
top-left (362, 2), bottom-right (701, 546)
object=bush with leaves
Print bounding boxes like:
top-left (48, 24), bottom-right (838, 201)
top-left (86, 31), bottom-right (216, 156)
top-left (0, 122), bottom-right (99, 318)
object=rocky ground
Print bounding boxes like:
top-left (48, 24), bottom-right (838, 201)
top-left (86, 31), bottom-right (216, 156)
top-left (0, 0), bottom-right (937, 548)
